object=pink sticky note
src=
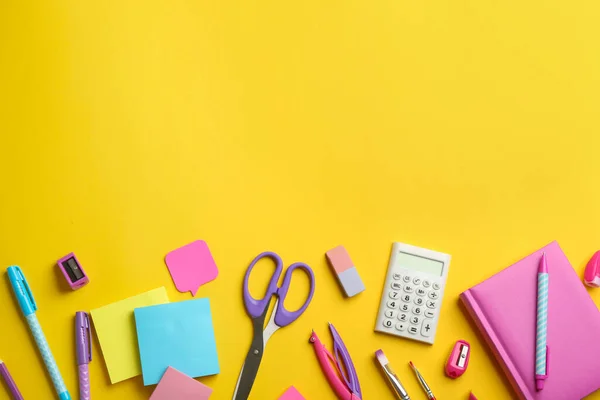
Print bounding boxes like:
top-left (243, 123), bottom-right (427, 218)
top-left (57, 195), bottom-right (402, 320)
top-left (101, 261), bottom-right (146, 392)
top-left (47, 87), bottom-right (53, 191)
top-left (149, 367), bottom-right (213, 400)
top-left (278, 386), bottom-right (306, 400)
top-left (165, 240), bottom-right (218, 296)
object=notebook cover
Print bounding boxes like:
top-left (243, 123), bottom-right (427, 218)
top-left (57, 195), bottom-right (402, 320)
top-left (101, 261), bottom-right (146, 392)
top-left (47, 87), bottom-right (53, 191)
top-left (460, 241), bottom-right (600, 400)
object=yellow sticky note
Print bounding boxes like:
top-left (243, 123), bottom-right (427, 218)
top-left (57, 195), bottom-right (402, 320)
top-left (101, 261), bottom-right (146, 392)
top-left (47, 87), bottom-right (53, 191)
top-left (91, 287), bottom-right (170, 383)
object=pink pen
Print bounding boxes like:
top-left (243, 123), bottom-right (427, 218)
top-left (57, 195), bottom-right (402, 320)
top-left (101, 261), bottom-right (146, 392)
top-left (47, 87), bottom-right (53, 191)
top-left (75, 312), bottom-right (92, 400)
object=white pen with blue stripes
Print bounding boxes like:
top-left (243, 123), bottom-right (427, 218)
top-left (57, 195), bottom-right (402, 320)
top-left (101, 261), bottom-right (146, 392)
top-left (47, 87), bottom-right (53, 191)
top-left (535, 253), bottom-right (550, 391)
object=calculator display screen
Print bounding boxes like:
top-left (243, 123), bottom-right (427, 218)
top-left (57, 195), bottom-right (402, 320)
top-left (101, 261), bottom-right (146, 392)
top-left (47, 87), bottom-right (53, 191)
top-left (396, 252), bottom-right (444, 276)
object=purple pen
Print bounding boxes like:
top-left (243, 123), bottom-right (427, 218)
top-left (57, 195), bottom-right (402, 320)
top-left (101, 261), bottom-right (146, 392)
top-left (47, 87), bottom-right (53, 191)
top-left (75, 312), bottom-right (92, 400)
top-left (0, 360), bottom-right (24, 400)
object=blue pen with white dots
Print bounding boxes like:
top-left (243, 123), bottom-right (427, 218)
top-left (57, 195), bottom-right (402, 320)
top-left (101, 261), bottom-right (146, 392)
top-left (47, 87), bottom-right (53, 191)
top-left (7, 266), bottom-right (71, 400)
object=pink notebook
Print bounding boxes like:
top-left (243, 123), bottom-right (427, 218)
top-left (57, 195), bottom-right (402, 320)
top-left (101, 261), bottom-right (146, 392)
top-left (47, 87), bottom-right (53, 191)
top-left (461, 241), bottom-right (600, 400)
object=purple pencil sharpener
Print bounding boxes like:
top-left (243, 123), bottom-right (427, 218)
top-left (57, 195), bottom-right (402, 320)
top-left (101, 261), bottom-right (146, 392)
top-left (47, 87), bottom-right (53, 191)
top-left (57, 253), bottom-right (89, 290)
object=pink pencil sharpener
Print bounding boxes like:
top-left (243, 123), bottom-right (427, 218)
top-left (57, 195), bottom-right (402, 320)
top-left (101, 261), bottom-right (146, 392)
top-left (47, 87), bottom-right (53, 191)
top-left (446, 340), bottom-right (470, 378)
top-left (57, 253), bottom-right (89, 290)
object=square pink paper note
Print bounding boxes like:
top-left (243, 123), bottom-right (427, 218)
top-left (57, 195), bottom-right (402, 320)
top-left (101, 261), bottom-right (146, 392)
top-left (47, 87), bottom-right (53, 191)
top-left (149, 367), bottom-right (212, 400)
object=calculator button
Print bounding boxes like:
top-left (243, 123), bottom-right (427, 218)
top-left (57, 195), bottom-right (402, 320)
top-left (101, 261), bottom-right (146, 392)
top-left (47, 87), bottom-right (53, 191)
top-left (384, 309), bottom-right (398, 319)
top-left (403, 285), bottom-right (414, 293)
top-left (393, 273), bottom-right (402, 280)
top-left (395, 322), bottom-right (407, 332)
top-left (414, 297), bottom-right (424, 306)
top-left (410, 316), bottom-right (421, 325)
top-left (412, 277), bottom-right (422, 285)
top-left (426, 300), bottom-right (438, 309)
top-left (433, 282), bottom-right (441, 290)
top-left (391, 282), bottom-right (402, 290)
top-left (421, 319), bottom-right (434, 337)
top-left (389, 291), bottom-right (400, 300)
top-left (400, 304), bottom-right (409, 312)
top-left (403, 275), bottom-right (411, 283)
top-left (408, 325), bottom-right (419, 335)
top-left (401, 294), bottom-right (413, 303)
top-left (383, 319), bottom-right (394, 328)
top-left (428, 291), bottom-right (439, 300)
top-left (416, 288), bottom-right (427, 296)
top-left (424, 310), bottom-right (435, 318)
top-left (423, 280), bottom-right (431, 288)
top-left (397, 313), bottom-right (408, 322)
top-left (386, 300), bottom-right (398, 309)
top-left (412, 306), bottom-right (422, 315)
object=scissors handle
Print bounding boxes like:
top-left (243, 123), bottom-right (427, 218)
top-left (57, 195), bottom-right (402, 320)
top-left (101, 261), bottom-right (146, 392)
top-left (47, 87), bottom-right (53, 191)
top-left (243, 252), bottom-right (283, 318)
top-left (274, 262), bottom-right (315, 327)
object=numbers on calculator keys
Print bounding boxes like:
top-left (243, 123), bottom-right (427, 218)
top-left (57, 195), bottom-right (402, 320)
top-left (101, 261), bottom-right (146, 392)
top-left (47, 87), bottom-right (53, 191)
top-left (376, 243), bottom-right (450, 343)
top-left (401, 294), bottom-right (413, 303)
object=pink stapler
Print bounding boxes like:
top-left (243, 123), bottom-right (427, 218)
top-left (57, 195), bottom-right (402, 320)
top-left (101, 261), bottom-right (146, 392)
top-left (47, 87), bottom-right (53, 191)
top-left (584, 251), bottom-right (600, 287)
top-left (446, 340), bottom-right (470, 378)
top-left (309, 323), bottom-right (362, 400)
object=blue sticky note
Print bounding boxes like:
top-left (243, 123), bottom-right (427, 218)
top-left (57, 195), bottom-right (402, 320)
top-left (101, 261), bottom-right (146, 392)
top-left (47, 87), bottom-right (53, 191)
top-left (134, 298), bottom-right (220, 385)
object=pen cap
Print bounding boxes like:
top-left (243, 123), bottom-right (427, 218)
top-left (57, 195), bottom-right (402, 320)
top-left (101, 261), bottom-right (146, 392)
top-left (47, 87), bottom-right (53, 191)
top-left (7, 266), bottom-right (37, 316)
top-left (75, 312), bottom-right (92, 365)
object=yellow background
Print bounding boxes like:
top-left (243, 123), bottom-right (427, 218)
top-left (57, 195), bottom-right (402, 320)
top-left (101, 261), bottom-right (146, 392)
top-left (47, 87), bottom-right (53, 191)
top-left (1, 0), bottom-right (600, 399)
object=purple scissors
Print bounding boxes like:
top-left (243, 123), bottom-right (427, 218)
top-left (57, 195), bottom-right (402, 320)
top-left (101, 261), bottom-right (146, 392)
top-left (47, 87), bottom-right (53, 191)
top-left (232, 251), bottom-right (316, 400)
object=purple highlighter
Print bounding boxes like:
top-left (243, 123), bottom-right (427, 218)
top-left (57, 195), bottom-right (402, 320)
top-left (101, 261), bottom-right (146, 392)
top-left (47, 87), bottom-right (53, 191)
top-left (0, 360), bottom-right (24, 400)
top-left (75, 312), bottom-right (92, 400)
top-left (58, 253), bottom-right (89, 290)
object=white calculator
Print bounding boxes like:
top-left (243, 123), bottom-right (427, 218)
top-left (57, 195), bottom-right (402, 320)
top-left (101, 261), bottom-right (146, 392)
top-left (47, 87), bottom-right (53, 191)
top-left (375, 242), bottom-right (451, 344)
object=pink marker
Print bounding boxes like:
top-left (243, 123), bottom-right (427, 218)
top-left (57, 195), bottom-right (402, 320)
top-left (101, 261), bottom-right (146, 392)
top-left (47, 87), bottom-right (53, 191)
top-left (326, 246), bottom-right (365, 297)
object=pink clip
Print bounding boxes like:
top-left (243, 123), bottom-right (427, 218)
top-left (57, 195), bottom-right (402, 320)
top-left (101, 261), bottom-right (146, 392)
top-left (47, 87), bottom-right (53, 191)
top-left (584, 251), bottom-right (600, 287)
top-left (445, 340), bottom-right (470, 378)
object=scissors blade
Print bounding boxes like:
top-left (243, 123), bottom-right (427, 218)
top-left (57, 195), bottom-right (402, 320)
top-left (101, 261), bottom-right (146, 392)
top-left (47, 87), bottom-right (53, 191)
top-left (263, 298), bottom-right (282, 347)
top-left (233, 303), bottom-right (271, 400)
top-left (233, 332), bottom-right (266, 400)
